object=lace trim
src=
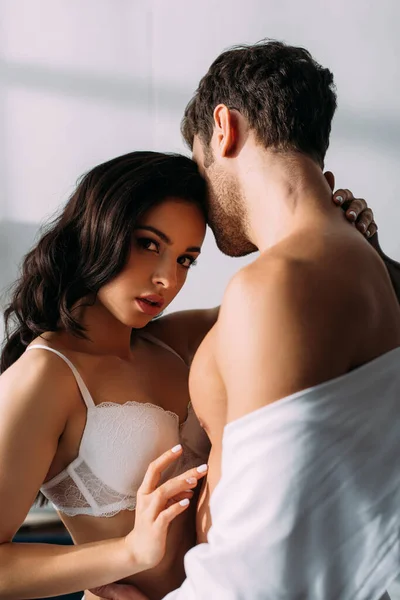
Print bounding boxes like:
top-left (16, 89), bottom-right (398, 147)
top-left (58, 500), bottom-right (137, 518)
top-left (41, 401), bottom-right (195, 518)
top-left (93, 400), bottom-right (180, 425)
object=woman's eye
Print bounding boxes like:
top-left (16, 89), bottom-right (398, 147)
top-left (138, 238), bottom-right (159, 252)
top-left (178, 256), bottom-right (198, 269)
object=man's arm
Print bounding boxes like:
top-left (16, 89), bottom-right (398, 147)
top-left (216, 259), bottom-right (356, 424)
top-left (160, 261), bottom-right (360, 599)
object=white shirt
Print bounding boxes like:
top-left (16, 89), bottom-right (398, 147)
top-left (164, 348), bottom-right (400, 599)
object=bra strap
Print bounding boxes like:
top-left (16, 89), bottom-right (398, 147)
top-left (26, 345), bottom-right (95, 408)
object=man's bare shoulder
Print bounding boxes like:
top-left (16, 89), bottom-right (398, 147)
top-left (215, 254), bottom-right (365, 422)
top-left (223, 233), bottom-right (380, 328)
top-left (223, 251), bottom-right (333, 315)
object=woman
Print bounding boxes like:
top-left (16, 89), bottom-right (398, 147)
top-left (0, 151), bottom-right (374, 600)
top-left (0, 151), bottom-right (212, 600)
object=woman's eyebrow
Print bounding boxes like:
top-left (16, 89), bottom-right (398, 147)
top-left (135, 225), bottom-right (201, 253)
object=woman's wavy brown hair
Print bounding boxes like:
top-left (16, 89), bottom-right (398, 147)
top-left (1, 151), bottom-right (206, 373)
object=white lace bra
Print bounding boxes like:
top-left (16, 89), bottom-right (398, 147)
top-left (27, 336), bottom-right (210, 518)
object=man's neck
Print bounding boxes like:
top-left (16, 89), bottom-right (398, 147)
top-left (239, 150), bottom-right (336, 253)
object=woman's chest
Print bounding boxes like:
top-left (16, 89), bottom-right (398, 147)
top-left (86, 343), bottom-right (190, 419)
top-left (48, 344), bottom-right (191, 482)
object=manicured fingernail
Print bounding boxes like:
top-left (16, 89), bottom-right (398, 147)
top-left (366, 230), bottom-right (371, 237)
top-left (186, 477), bottom-right (197, 484)
top-left (348, 211), bottom-right (357, 220)
top-left (179, 498), bottom-right (190, 506)
top-left (360, 223), bottom-right (366, 232)
top-left (335, 195), bottom-right (344, 204)
top-left (197, 464), bottom-right (208, 473)
top-left (171, 444), bottom-right (182, 453)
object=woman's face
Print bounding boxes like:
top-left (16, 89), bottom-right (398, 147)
top-left (97, 198), bottom-right (206, 328)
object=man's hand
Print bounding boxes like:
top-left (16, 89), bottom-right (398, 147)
top-left (333, 188), bottom-right (378, 238)
top-left (89, 582), bottom-right (149, 600)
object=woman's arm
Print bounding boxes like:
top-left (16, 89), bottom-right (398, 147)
top-left (0, 351), bottom-right (138, 599)
top-left (369, 233), bottom-right (400, 303)
top-left (145, 307), bottom-right (220, 366)
top-left (332, 188), bottom-right (400, 304)
top-left (0, 352), bottom-right (207, 599)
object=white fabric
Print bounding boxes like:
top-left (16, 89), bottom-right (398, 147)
top-left (27, 344), bottom-right (209, 517)
top-left (164, 348), bottom-right (400, 599)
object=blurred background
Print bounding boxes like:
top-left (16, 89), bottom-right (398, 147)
top-left (0, 0), bottom-right (399, 598)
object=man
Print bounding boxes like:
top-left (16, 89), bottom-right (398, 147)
top-left (98, 41), bottom-right (400, 599)
top-left (165, 39), bottom-right (400, 599)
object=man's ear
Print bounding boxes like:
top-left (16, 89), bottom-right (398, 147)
top-left (323, 170), bottom-right (335, 191)
top-left (213, 104), bottom-right (236, 158)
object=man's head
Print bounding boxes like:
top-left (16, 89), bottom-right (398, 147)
top-left (182, 40), bottom-right (337, 256)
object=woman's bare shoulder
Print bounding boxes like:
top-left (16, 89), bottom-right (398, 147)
top-left (0, 344), bottom-right (79, 413)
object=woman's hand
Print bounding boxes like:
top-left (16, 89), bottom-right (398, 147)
top-left (333, 187), bottom-right (378, 238)
top-left (324, 170), bottom-right (377, 238)
top-left (89, 582), bottom-right (149, 600)
top-left (89, 444), bottom-right (207, 598)
top-left (126, 444), bottom-right (207, 569)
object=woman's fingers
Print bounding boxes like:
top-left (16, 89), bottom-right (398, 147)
top-left (333, 188), bottom-right (378, 238)
top-left (156, 463), bottom-right (208, 504)
top-left (138, 444), bottom-right (183, 495)
top-left (333, 188), bottom-right (354, 206)
top-left (366, 221), bottom-right (378, 238)
top-left (125, 449), bottom-right (209, 569)
top-left (137, 444), bottom-right (208, 516)
top-left (354, 207), bottom-right (374, 233)
top-left (146, 462), bottom-right (208, 520)
top-left (89, 583), bottom-right (149, 600)
top-left (165, 489), bottom-right (195, 508)
top-left (155, 496), bottom-right (193, 531)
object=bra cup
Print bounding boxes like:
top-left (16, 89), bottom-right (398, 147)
top-left (80, 403), bottom-right (180, 495)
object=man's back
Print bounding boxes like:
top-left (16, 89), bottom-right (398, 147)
top-left (191, 216), bottom-right (400, 542)
top-left (186, 216), bottom-right (400, 598)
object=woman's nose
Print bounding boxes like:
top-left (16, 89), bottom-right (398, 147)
top-left (152, 262), bottom-right (178, 289)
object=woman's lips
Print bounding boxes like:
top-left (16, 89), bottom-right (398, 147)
top-left (135, 296), bottom-right (164, 316)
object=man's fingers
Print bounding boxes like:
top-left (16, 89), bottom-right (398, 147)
top-left (138, 444), bottom-right (183, 495)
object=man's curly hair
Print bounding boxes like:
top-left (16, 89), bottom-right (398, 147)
top-left (181, 40), bottom-right (337, 168)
